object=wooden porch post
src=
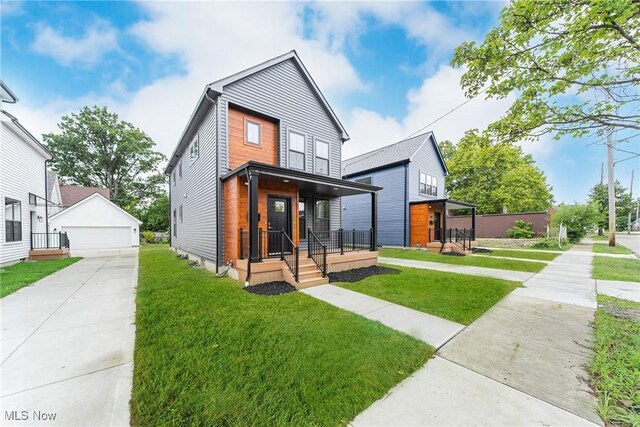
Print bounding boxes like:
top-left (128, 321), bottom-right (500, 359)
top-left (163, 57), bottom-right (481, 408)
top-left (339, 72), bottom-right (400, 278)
top-left (371, 192), bottom-right (378, 250)
top-left (441, 200), bottom-right (447, 243)
top-left (471, 207), bottom-right (476, 241)
top-left (249, 170), bottom-right (260, 262)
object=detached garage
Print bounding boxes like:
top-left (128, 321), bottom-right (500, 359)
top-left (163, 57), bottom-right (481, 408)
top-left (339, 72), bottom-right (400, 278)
top-left (49, 193), bottom-right (141, 256)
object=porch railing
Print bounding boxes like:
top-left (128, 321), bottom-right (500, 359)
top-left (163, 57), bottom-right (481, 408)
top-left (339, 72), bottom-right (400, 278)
top-left (454, 229), bottom-right (472, 252)
top-left (308, 229), bottom-right (327, 277)
top-left (312, 229), bottom-right (374, 254)
top-left (31, 232), bottom-right (70, 250)
top-left (428, 228), bottom-right (475, 250)
top-left (280, 231), bottom-right (299, 282)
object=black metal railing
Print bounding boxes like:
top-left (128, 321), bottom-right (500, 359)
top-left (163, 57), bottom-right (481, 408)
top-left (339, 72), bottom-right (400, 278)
top-left (308, 229), bottom-right (327, 277)
top-left (240, 229), bottom-right (293, 260)
top-left (31, 232), bottom-right (70, 250)
top-left (429, 228), bottom-right (475, 245)
top-left (454, 228), bottom-right (472, 252)
top-left (280, 231), bottom-right (299, 282)
top-left (312, 229), bottom-right (374, 254)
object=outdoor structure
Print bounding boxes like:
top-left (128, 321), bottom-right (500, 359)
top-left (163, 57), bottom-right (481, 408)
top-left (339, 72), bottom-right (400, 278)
top-left (165, 51), bottom-right (380, 287)
top-left (447, 210), bottom-right (553, 238)
top-left (342, 132), bottom-right (476, 253)
top-left (49, 193), bottom-right (141, 256)
top-left (0, 80), bottom-right (69, 265)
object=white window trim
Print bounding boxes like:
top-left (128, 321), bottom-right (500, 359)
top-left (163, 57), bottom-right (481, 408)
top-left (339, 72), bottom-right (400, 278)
top-left (314, 138), bottom-right (330, 175)
top-left (419, 171), bottom-right (427, 195)
top-left (245, 119), bottom-right (261, 146)
top-left (288, 130), bottom-right (306, 171)
top-left (419, 171), bottom-right (438, 197)
top-left (189, 135), bottom-right (200, 164)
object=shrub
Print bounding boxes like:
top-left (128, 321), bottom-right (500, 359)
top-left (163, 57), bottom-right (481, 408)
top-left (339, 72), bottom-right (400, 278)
top-left (142, 231), bottom-right (156, 244)
top-left (551, 203), bottom-right (599, 242)
top-left (507, 220), bottom-right (535, 239)
top-left (532, 237), bottom-right (561, 249)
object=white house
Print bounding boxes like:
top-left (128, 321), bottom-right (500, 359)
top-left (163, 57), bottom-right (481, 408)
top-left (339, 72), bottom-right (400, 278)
top-left (1, 81), bottom-right (52, 266)
top-left (49, 193), bottom-right (141, 256)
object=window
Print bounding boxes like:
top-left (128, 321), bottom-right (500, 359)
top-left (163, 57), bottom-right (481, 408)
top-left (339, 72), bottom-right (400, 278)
top-left (289, 131), bottom-right (305, 170)
top-left (179, 205), bottom-right (183, 223)
top-left (314, 199), bottom-right (329, 233)
top-left (315, 140), bottom-right (329, 175)
top-left (246, 120), bottom-right (261, 145)
top-left (173, 208), bottom-right (177, 237)
top-left (189, 135), bottom-right (199, 163)
top-left (172, 170), bottom-right (176, 186)
top-left (5, 198), bottom-right (22, 242)
top-left (299, 198), bottom-right (306, 240)
top-left (178, 160), bottom-right (182, 179)
top-left (419, 172), bottom-right (437, 196)
top-left (354, 176), bottom-right (372, 185)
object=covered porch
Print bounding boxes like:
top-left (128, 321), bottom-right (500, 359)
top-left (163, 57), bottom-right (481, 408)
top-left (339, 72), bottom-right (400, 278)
top-left (222, 162), bottom-right (381, 286)
top-left (409, 199), bottom-right (477, 253)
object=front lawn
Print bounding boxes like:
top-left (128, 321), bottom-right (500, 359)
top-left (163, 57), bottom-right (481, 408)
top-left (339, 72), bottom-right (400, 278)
top-left (474, 248), bottom-right (559, 261)
top-left (475, 238), bottom-right (572, 251)
top-left (379, 247), bottom-right (546, 273)
top-left (592, 256), bottom-right (640, 283)
top-left (592, 243), bottom-right (633, 255)
top-left (0, 257), bottom-right (82, 298)
top-left (337, 265), bottom-right (520, 325)
top-left (589, 296), bottom-right (640, 426)
top-left (132, 245), bottom-right (432, 426)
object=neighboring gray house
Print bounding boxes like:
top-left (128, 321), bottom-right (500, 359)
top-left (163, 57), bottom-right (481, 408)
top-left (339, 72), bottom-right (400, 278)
top-left (165, 51), bottom-right (380, 287)
top-left (342, 132), bottom-right (476, 249)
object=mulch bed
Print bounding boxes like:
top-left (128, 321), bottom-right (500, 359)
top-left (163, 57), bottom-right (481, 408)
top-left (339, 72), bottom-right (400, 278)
top-left (244, 281), bottom-right (297, 296)
top-left (328, 265), bottom-right (401, 283)
top-left (441, 251), bottom-right (466, 257)
top-left (473, 248), bottom-right (493, 254)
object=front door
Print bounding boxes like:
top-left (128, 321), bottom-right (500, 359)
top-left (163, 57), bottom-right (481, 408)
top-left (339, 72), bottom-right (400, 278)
top-left (267, 196), bottom-right (290, 255)
top-left (433, 212), bottom-right (441, 241)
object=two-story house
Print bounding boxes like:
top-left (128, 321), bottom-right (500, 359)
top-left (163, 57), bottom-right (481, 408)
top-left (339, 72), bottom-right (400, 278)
top-left (165, 51), bottom-right (380, 287)
top-left (342, 132), bottom-right (477, 253)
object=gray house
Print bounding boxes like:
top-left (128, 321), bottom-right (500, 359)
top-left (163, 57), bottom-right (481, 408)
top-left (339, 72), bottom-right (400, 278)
top-left (165, 51), bottom-right (380, 287)
top-left (342, 132), bottom-right (476, 251)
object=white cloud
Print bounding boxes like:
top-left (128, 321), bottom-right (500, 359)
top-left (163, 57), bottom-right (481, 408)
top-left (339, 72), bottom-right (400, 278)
top-left (1, 1), bottom-right (23, 16)
top-left (31, 20), bottom-right (118, 67)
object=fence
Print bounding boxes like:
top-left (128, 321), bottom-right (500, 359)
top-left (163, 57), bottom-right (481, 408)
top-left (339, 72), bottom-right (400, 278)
top-left (446, 211), bottom-right (552, 238)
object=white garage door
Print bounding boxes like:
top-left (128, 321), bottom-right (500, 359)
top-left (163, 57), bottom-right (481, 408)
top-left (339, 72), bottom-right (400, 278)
top-left (62, 226), bottom-right (131, 250)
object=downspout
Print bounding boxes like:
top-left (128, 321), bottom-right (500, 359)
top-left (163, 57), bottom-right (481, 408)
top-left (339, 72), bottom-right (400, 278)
top-left (44, 159), bottom-right (50, 248)
top-left (204, 90), bottom-right (219, 274)
top-left (403, 162), bottom-right (408, 247)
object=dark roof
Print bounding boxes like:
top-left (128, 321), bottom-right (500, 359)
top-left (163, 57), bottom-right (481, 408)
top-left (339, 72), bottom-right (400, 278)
top-left (342, 132), bottom-right (442, 177)
top-left (60, 185), bottom-right (110, 207)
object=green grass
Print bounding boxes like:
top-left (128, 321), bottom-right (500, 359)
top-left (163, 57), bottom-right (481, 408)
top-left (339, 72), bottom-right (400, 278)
top-left (589, 296), bottom-right (640, 426)
top-left (379, 247), bottom-right (546, 273)
top-left (132, 245), bottom-right (432, 426)
top-left (337, 265), bottom-right (520, 325)
top-left (592, 256), bottom-right (640, 283)
top-left (592, 243), bottom-right (634, 255)
top-left (474, 249), bottom-right (559, 261)
top-left (0, 257), bottom-right (82, 298)
top-left (475, 238), bottom-right (573, 251)
top-left (591, 235), bottom-right (609, 241)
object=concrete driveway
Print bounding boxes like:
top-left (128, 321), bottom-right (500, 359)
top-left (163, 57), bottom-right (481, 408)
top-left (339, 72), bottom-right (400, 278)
top-left (1, 253), bottom-right (138, 426)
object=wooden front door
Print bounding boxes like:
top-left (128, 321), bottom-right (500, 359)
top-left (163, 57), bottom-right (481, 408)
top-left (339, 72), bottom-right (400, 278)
top-left (267, 196), bottom-right (290, 255)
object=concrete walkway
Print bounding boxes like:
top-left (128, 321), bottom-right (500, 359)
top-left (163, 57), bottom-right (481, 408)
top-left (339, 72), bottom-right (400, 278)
top-left (301, 285), bottom-right (463, 348)
top-left (597, 279), bottom-right (640, 302)
top-left (379, 256), bottom-right (535, 282)
top-left (615, 233), bottom-right (640, 257)
top-left (0, 253), bottom-right (138, 426)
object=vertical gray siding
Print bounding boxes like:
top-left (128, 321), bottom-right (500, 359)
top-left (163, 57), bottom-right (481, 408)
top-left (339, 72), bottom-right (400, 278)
top-left (408, 135), bottom-right (447, 202)
top-left (220, 58), bottom-right (342, 179)
top-left (171, 103), bottom-right (217, 263)
top-left (342, 165), bottom-right (406, 246)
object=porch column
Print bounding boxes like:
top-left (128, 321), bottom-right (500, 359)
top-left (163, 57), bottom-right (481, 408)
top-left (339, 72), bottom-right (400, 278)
top-left (471, 207), bottom-right (476, 241)
top-left (249, 170), bottom-right (260, 262)
top-left (441, 200), bottom-right (447, 243)
top-left (371, 192), bottom-right (378, 250)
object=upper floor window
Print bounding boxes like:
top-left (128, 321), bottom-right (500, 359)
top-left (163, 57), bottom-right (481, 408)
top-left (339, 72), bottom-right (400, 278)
top-left (4, 197), bottom-right (22, 242)
top-left (178, 160), bottom-right (183, 179)
top-left (172, 170), bottom-right (176, 186)
top-left (189, 135), bottom-right (200, 163)
top-left (354, 176), bottom-right (372, 185)
top-left (179, 205), bottom-right (183, 223)
top-left (419, 172), bottom-right (437, 196)
top-left (246, 120), bottom-right (261, 145)
top-left (289, 131), bottom-right (305, 170)
top-left (173, 208), bottom-right (177, 237)
top-left (315, 140), bottom-right (329, 175)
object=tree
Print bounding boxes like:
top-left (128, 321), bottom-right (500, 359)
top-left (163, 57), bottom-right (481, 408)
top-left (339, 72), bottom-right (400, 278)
top-left (437, 139), bottom-right (456, 163)
top-left (588, 181), bottom-right (635, 233)
top-left (551, 203), bottom-right (599, 241)
top-left (141, 193), bottom-right (170, 232)
top-left (446, 130), bottom-right (554, 214)
top-left (44, 106), bottom-right (166, 208)
top-left (452, 0), bottom-right (640, 142)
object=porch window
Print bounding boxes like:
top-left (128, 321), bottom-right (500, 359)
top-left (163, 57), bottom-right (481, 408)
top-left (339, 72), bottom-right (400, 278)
top-left (314, 198), bottom-right (329, 233)
top-left (299, 198), bottom-right (306, 240)
top-left (5, 197), bottom-right (22, 242)
top-left (246, 120), bottom-right (261, 145)
top-left (289, 131), bottom-right (305, 170)
top-left (315, 140), bottom-right (329, 175)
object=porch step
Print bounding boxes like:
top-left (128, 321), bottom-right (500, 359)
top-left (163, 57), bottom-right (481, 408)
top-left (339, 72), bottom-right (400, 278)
top-left (299, 263), bottom-right (319, 273)
top-left (298, 269), bottom-right (324, 280)
top-left (296, 276), bottom-right (329, 289)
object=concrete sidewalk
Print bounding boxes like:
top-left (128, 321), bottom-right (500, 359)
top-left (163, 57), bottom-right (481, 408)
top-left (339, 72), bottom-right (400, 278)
top-left (379, 256), bottom-right (535, 282)
top-left (301, 284), bottom-right (463, 348)
top-left (0, 253), bottom-right (138, 426)
top-left (597, 279), bottom-right (640, 302)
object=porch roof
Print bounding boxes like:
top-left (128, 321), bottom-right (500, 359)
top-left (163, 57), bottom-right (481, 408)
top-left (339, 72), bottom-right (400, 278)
top-left (409, 198), bottom-right (476, 210)
top-left (222, 161), bottom-right (382, 197)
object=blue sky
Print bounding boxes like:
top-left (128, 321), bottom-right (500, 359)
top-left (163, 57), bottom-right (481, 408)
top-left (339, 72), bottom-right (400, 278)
top-left (2, 1), bottom-right (638, 204)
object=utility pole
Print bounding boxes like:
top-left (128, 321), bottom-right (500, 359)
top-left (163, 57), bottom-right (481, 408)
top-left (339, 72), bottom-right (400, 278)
top-left (628, 170), bottom-right (634, 234)
top-left (607, 131), bottom-right (616, 246)
top-left (600, 163), bottom-right (604, 185)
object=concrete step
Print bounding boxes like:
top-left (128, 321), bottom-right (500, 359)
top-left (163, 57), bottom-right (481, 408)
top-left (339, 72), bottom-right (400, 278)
top-left (296, 276), bottom-right (330, 289)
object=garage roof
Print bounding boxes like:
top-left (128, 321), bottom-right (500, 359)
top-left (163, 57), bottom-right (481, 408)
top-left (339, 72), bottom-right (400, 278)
top-left (50, 193), bottom-right (142, 224)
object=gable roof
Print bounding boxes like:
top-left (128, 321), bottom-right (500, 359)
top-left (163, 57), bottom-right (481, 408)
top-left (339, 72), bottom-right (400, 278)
top-left (165, 50), bottom-right (349, 174)
top-left (342, 132), bottom-right (448, 177)
top-left (50, 192), bottom-right (142, 224)
top-left (60, 184), bottom-right (110, 207)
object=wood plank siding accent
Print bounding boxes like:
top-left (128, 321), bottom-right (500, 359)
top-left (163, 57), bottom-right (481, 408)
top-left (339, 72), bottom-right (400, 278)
top-left (410, 203), bottom-right (429, 247)
top-left (228, 107), bottom-right (278, 170)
